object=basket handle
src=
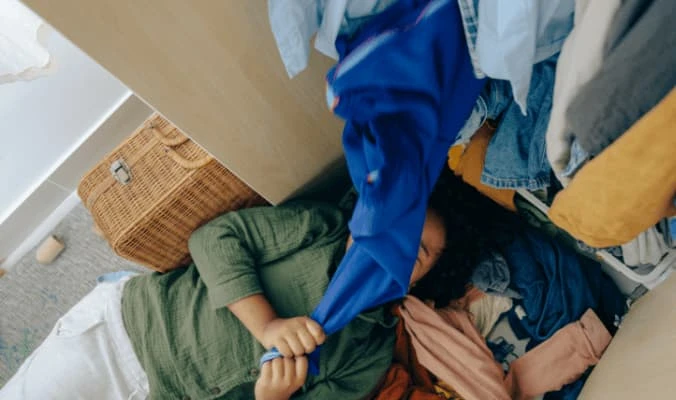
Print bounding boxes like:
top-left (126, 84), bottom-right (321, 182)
top-left (147, 124), bottom-right (190, 147)
top-left (163, 146), bottom-right (213, 169)
top-left (145, 124), bottom-right (213, 169)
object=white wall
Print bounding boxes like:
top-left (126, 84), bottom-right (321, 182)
top-left (0, 95), bottom-right (154, 268)
top-left (0, 6), bottom-right (155, 266)
top-left (0, 20), bottom-right (129, 224)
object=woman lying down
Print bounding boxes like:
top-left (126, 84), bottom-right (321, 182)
top-left (0, 171), bottom-right (624, 400)
top-left (1, 171), bottom-right (454, 399)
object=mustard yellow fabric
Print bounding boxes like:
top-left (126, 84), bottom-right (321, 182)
top-left (549, 89), bottom-right (676, 247)
top-left (448, 123), bottom-right (517, 212)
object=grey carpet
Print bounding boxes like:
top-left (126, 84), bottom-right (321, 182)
top-left (0, 204), bottom-right (146, 386)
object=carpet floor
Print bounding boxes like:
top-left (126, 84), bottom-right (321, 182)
top-left (0, 204), bottom-right (145, 386)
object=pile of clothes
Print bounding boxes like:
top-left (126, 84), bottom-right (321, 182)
top-left (265, 0), bottom-right (675, 397)
top-left (367, 225), bottom-right (627, 400)
top-left (447, 0), bottom-right (676, 260)
top-left (270, 0), bottom-right (676, 261)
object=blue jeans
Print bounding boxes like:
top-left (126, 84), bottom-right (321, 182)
top-left (560, 140), bottom-right (589, 179)
top-left (457, 56), bottom-right (558, 190)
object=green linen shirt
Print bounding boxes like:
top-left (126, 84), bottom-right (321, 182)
top-left (121, 201), bottom-right (396, 399)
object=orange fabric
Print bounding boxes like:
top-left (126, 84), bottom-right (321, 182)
top-left (372, 364), bottom-right (446, 400)
top-left (447, 144), bottom-right (466, 171)
top-left (550, 89), bottom-right (676, 247)
top-left (448, 123), bottom-right (517, 212)
top-left (369, 306), bottom-right (463, 400)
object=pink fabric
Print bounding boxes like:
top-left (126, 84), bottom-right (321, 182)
top-left (504, 309), bottom-right (611, 400)
top-left (400, 296), bottom-right (511, 400)
top-left (400, 296), bottom-right (612, 400)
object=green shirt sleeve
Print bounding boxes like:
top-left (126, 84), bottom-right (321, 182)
top-left (188, 201), bottom-right (347, 310)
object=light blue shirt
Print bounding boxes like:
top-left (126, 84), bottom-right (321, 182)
top-left (461, 0), bottom-right (574, 114)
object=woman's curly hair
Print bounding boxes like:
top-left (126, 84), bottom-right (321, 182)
top-left (409, 168), bottom-right (523, 307)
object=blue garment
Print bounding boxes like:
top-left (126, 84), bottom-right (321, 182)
top-left (261, 0), bottom-right (484, 374)
top-left (481, 57), bottom-right (557, 190)
top-left (502, 228), bottom-right (626, 346)
top-left (456, 57), bottom-right (557, 190)
top-left (261, 0), bottom-right (484, 373)
top-left (456, 0), bottom-right (484, 79)
top-left (454, 93), bottom-right (487, 146)
top-left (543, 369), bottom-right (590, 400)
top-left (560, 139), bottom-right (589, 180)
top-left (96, 270), bottom-right (138, 283)
top-left (486, 338), bottom-right (518, 371)
top-left (471, 250), bottom-right (522, 299)
top-left (497, 229), bottom-right (623, 400)
top-left (322, 0), bottom-right (483, 329)
top-left (457, 0), bottom-right (574, 115)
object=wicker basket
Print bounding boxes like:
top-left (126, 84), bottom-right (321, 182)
top-left (78, 114), bottom-right (267, 272)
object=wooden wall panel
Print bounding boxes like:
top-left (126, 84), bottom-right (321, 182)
top-left (24, 0), bottom-right (344, 203)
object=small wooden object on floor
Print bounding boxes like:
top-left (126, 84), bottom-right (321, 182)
top-left (36, 235), bottom-right (66, 264)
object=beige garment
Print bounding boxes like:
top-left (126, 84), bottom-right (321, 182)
top-left (400, 296), bottom-right (511, 400)
top-left (368, 306), bottom-right (462, 400)
top-left (545, 0), bottom-right (622, 183)
top-left (505, 309), bottom-right (611, 400)
top-left (469, 294), bottom-right (513, 337)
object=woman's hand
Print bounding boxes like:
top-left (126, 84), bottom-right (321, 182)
top-left (255, 356), bottom-right (308, 400)
top-left (226, 296), bottom-right (325, 356)
top-left (262, 317), bottom-right (326, 357)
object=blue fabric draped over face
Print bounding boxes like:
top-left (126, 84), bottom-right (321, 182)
top-left (261, 0), bottom-right (485, 374)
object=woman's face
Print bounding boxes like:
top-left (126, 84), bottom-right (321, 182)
top-left (409, 209), bottom-right (446, 287)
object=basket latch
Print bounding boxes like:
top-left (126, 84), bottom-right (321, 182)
top-left (110, 159), bottom-right (132, 185)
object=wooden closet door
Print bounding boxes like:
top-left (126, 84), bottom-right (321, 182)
top-left (24, 0), bottom-right (344, 204)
